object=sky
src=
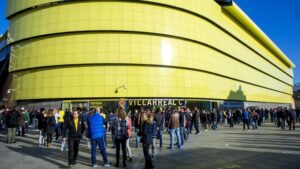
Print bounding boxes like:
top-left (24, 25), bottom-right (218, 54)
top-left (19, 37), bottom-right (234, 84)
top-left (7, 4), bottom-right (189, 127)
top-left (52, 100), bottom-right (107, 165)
top-left (0, 0), bottom-right (299, 83)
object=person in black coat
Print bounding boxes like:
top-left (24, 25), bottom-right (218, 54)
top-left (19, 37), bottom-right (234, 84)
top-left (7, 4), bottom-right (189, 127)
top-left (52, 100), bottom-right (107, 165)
top-left (38, 108), bottom-right (47, 146)
top-left (46, 110), bottom-right (56, 148)
top-left (154, 108), bottom-right (164, 149)
top-left (139, 113), bottom-right (154, 169)
top-left (63, 110), bottom-right (85, 168)
top-left (192, 108), bottom-right (200, 134)
top-left (6, 108), bottom-right (20, 143)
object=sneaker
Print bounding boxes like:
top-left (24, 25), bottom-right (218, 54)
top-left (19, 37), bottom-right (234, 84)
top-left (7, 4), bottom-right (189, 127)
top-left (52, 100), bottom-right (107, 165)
top-left (128, 157), bottom-right (132, 162)
top-left (92, 164), bottom-right (97, 168)
top-left (104, 163), bottom-right (110, 167)
top-left (68, 164), bottom-right (73, 168)
top-left (205, 129), bottom-right (208, 132)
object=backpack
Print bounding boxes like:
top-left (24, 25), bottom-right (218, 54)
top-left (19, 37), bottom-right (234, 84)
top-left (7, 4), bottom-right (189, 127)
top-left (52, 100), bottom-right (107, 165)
top-left (48, 117), bottom-right (56, 126)
top-left (253, 112), bottom-right (258, 120)
top-left (151, 121), bottom-right (157, 138)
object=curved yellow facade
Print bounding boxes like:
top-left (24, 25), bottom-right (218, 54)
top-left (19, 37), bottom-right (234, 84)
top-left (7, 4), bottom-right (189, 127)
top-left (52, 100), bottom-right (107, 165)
top-left (7, 0), bottom-right (294, 104)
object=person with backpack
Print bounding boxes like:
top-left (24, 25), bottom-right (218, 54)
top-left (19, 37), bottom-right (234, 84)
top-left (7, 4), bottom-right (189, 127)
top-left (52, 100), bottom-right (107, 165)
top-left (108, 110), bottom-right (117, 148)
top-left (252, 110), bottom-right (259, 129)
top-left (46, 110), bottom-right (56, 148)
top-left (112, 108), bottom-right (128, 168)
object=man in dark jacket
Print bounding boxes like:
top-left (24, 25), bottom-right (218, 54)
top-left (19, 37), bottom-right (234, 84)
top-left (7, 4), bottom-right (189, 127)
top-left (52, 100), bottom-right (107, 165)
top-left (192, 108), bottom-right (200, 134)
top-left (154, 108), bottom-right (164, 149)
top-left (63, 110), bottom-right (85, 168)
top-left (6, 108), bottom-right (19, 143)
top-left (38, 108), bottom-right (47, 146)
top-left (179, 107), bottom-right (186, 146)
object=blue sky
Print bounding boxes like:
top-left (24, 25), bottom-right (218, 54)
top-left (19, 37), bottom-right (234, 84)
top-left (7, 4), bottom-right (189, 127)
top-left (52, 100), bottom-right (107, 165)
top-left (0, 0), bottom-right (299, 83)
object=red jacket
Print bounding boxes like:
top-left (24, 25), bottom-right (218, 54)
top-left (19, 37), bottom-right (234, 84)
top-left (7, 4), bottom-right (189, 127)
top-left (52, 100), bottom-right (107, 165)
top-left (127, 118), bottom-right (132, 137)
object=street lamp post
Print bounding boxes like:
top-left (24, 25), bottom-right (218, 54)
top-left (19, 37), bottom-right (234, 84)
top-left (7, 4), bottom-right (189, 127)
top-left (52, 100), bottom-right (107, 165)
top-left (6, 89), bottom-right (17, 107)
top-left (115, 84), bottom-right (127, 93)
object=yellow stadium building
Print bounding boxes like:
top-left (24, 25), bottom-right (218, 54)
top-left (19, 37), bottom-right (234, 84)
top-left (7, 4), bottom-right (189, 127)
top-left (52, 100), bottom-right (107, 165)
top-left (5, 0), bottom-right (295, 110)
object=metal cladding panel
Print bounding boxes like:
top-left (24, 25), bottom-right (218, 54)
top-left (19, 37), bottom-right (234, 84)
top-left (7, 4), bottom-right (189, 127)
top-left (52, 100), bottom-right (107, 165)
top-left (7, 0), bottom-right (294, 104)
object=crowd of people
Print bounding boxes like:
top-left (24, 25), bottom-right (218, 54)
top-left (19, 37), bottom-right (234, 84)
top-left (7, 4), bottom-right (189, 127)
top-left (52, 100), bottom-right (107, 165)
top-left (0, 105), bottom-right (299, 169)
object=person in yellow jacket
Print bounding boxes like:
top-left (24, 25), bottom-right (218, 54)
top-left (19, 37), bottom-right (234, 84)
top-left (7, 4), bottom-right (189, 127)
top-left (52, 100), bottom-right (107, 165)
top-left (58, 109), bottom-right (65, 139)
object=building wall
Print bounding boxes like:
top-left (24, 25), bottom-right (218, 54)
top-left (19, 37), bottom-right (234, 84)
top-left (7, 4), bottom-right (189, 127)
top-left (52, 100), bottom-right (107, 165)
top-left (0, 32), bottom-right (12, 105)
top-left (6, 0), bottom-right (294, 104)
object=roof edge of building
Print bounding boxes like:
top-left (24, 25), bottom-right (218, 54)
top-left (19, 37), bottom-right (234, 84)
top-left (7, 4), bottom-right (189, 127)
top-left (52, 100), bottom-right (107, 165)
top-left (222, 2), bottom-right (295, 69)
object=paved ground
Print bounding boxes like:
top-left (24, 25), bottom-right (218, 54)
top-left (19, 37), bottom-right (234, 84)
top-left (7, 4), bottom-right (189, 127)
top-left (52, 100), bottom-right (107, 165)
top-left (0, 123), bottom-right (300, 169)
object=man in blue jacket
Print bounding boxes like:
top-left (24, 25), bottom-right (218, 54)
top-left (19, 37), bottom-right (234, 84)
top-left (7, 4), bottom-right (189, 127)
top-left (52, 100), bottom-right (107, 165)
top-left (88, 108), bottom-right (110, 168)
top-left (242, 109), bottom-right (250, 131)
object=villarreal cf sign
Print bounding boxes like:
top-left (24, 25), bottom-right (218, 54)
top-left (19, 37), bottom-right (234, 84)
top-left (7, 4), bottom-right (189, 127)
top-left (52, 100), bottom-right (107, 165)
top-left (127, 99), bottom-right (186, 106)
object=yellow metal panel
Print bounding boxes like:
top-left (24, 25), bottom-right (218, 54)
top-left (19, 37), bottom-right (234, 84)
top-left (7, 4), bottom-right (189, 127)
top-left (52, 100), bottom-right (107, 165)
top-left (6, 0), bottom-right (293, 72)
top-left (9, 33), bottom-right (293, 94)
top-left (7, 0), bottom-right (294, 104)
top-left (8, 2), bottom-right (293, 82)
top-left (12, 66), bottom-right (292, 104)
top-left (222, 3), bottom-right (294, 68)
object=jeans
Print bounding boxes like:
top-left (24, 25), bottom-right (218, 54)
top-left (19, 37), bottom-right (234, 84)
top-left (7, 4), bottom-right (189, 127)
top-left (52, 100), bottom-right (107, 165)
top-left (111, 130), bottom-right (115, 147)
top-left (252, 119), bottom-right (258, 129)
top-left (47, 133), bottom-right (53, 144)
top-left (169, 128), bottom-right (181, 149)
top-left (91, 137), bottom-right (108, 165)
top-left (17, 125), bottom-right (25, 136)
top-left (156, 129), bottom-right (163, 148)
top-left (68, 137), bottom-right (80, 165)
top-left (212, 121), bottom-right (217, 130)
top-left (39, 130), bottom-right (46, 145)
top-left (32, 118), bottom-right (38, 130)
top-left (0, 120), bottom-right (4, 132)
top-left (104, 130), bottom-right (107, 147)
top-left (281, 118), bottom-right (286, 129)
top-left (55, 124), bottom-right (60, 141)
top-left (243, 119), bottom-right (249, 130)
top-left (136, 129), bottom-right (141, 148)
top-left (126, 138), bottom-right (132, 158)
top-left (151, 137), bottom-right (156, 155)
top-left (189, 121), bottom-right (194, 133)
top-left (179, 127), bottom-right (185, 146)
top-left (194, 121), bottom-right (200, 133)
